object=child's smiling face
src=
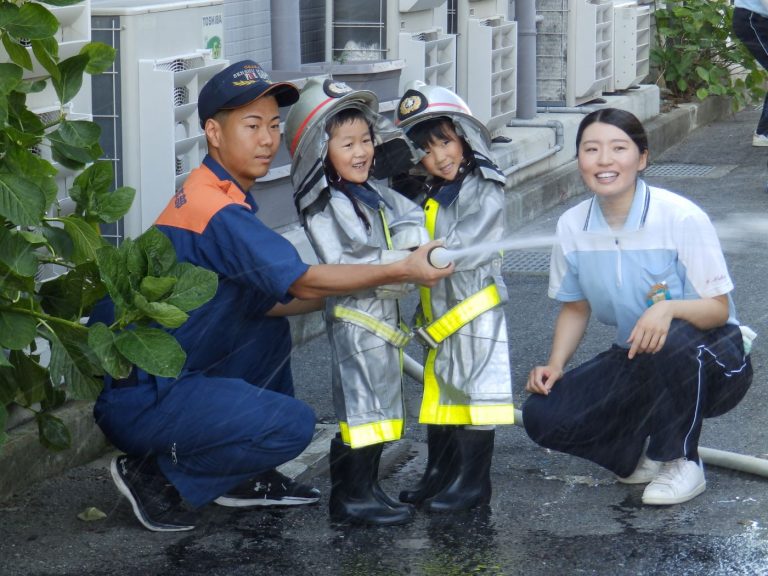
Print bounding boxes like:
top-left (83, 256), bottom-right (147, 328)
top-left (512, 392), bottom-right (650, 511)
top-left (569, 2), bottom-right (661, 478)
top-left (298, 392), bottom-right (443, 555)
top-left (326, 117), bottom-right (374, 184)
top-left (419, 123), bottom-right (465, 182)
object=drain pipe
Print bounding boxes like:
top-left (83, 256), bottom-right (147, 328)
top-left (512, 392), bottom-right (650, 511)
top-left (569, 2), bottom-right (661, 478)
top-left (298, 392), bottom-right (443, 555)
top-left (516, 0), bottom-right (538, 120)
top-left (270, 0), bottom-right (301, 71)
top-left (537, 104), bottom-right (605, 114)
top-left (501, 117), bottom-right (565, 176)
top-left (403, 353), bottom-right (768, 479)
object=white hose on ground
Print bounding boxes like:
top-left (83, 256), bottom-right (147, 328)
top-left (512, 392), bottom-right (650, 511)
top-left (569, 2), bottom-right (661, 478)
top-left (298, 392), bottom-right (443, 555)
top-left (403, 352), bottom-right (768, 479)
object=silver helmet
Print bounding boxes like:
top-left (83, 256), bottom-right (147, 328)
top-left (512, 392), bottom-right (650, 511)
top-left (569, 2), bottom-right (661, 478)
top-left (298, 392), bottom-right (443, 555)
top-left (285, 76), bottom-right (420, 216)
top-left (395, 80), bottom-right (493, 158)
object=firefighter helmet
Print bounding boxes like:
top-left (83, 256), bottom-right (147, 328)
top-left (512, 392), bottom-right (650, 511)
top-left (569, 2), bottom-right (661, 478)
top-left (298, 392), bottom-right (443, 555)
top-left (395, 80), bottom-right (492, 151)
top-left (285, 76), bottom-right (420, 216)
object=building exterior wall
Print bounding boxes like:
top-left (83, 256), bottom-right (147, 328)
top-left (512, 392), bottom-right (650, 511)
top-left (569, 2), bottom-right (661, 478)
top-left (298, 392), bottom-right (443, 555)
top-left (223, 0), bottom-right (272, 65)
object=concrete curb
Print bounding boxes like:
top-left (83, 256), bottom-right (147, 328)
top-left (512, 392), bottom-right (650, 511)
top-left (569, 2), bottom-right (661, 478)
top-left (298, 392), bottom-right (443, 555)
top-left (0, 95), bottom-right (735, 503)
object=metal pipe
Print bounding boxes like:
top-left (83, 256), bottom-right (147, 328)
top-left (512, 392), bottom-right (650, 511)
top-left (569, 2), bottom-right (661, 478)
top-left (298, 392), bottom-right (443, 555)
top-left (270, 0), bottom-right (301, 71)
top-left (402, 352), bottom-right (768, 479)
top-left (515, 0), bottom-right (538, 120)
top-left (501, 118), bottom-right (565, 176)
top-left (536, 105), bottom-right (604, 114)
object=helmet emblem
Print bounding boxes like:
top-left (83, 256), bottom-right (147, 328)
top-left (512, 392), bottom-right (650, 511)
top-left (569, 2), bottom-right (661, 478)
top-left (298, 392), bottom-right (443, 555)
top-left (399, 94), bottom-right (422, 118)
top-left (324, 79), bottom-right (354, 98)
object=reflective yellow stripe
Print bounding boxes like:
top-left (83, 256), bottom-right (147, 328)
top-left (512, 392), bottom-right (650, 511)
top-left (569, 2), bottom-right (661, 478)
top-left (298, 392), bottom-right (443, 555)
top-left (420, 198), bottom-right (440, 324)
top-left (423, 284), bottom-right (501, 345)
top-left (379, 208), bottom-right (393, 250)
top-left (339, 419), bottom-right (404, 448)
top-left (419, 351), bottom-right (515, 424)
top-left (332, 305), bottom-right (411, 348)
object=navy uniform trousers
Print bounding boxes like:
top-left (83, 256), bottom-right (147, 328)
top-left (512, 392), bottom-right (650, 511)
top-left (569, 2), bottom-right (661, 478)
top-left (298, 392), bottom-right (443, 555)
top-left (523, 320), bottom-right (753, 478)
top-left (94, 339), bottom-right (316, 508)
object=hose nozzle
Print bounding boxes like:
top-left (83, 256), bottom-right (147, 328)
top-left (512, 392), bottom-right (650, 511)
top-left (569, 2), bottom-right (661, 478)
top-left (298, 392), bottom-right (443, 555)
top-left (427, 246), bottom-right (453, 269)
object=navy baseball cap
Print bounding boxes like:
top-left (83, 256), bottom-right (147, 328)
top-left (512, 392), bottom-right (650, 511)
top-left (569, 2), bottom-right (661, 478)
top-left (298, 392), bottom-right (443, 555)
top-left (198, 60), bottom-right (299, 127)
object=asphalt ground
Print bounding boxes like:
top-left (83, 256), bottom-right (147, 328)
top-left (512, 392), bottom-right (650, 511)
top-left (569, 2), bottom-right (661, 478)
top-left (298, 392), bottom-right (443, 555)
top-left (1, 106), bottom-right (767, 576)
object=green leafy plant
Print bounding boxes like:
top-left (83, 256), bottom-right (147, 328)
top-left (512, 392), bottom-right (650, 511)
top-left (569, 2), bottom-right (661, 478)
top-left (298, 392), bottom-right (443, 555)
top-left (0, 0), bottom-right (218, 451)
top-left (651, 0), bottom-right (767, 108)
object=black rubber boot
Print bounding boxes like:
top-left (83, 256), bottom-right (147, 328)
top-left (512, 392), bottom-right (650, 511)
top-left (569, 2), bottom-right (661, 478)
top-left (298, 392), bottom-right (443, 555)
top-left (423, 428), bottom-right (494, 513)
top-left (369, 442), bottom-right (413, 512)
top-left (329, 436), bottom-right (414, 526)
top-left (399, 425), bottom-right (457, 504)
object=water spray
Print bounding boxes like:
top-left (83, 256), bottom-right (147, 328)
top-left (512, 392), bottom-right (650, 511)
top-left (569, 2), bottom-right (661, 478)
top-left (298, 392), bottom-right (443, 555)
top-left (427, 234), bottom-right (559, 268)
top-left (426, 214), bottom-right (768, 268)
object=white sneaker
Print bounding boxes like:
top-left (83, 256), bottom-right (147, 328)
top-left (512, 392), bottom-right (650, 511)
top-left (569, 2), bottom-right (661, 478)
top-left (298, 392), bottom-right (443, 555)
top-left (752, 133), bottom-right (768, 147)
top-left (642, 458), bottom-right (706, 505)
top-left (617, 453), bottom-right (662, 484)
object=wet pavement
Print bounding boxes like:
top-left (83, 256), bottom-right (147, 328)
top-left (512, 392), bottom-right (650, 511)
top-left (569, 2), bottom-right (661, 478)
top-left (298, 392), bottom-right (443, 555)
top-left (1, 107), bottom-right (767, 576)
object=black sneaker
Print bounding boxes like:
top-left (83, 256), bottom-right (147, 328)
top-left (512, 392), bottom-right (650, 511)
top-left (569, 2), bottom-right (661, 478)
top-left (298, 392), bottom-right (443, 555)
top-left (110, 455), bottom-right (197, 532)
top-left (214, 469), bottom-right (321, 507)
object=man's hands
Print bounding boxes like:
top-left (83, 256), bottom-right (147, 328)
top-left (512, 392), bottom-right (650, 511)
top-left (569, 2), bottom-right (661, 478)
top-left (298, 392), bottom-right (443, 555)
top-left (402, 240), bottom-right (455, 287)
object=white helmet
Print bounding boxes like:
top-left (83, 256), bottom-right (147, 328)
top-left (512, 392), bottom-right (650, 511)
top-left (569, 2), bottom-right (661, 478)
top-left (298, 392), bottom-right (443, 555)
top-left (285, 76), bottom-right (420, 216)
top-left (395, 80), bottom-right (493, 155)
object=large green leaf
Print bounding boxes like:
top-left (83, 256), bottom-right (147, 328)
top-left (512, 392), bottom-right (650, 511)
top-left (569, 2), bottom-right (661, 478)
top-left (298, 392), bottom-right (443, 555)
top-left (15, 78), bottom-right (47, 95)
top-left (9, 350), bottom-right (48, 406)
top-left (3, 146), bottom-right (58, 206)
top-left (37, 412), bottom-right (71, 452)
top-left (80, 42), bottom-right (115, 75)
top-left (39, 261), bottom-right (105, 320)
top-left (3, 3), bottom-right (58, 40)
top-left (7, 91), bottom-right (46, 147)
top-left (31, 37), bottom-right (60, 81)
top-left (69, 160), bottom-right (111, 215)
top-left (47, 322), bottom-right (103, 400)
top-left (0, 225), bottom-right (39, 277)
top-left (0, 62), bottom-right (24, 94)
top-left (48, 119), bottom-right (102, 169)
top-left (0, 63), bottom-right (23, 95)
top-left (96, 186), bottom-right (135, 223)
top-left (60, 214), bottom-right (105, 264)
top-left (95, 244), bottom-right (130, 309)
top-left (124, 237), bottom-right (147, 278)
top-left (133, 293), bottom-right (188, 328)
top-left (1, 34), bottom-right (33, 71)
top-left (0, 2), bottom-right (19, 28)
top-left (87, 322), bottom-right (132, 379)
top-left (0, 309), bottom-right (37, 350)
top-left (136, 226), bottom-right (177, 276)
top-left (51, 53), bottom-right (89, 105)
top-left (114, 327), bottom-right (185, 377)
top-left (0, 264), bottom-right (35, 299)
top-left (167, 262), bottom-right (218, 311)
top-left (0, 171), bottom-right (50, 226)
top-left (140, 276), bottom-right (177, 302)
top-left (40, 224), bottom-right (74, 261)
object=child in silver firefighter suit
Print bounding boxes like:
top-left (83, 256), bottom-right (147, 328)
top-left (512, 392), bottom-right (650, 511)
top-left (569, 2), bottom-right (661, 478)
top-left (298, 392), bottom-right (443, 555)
top-left (285, 77), bottom-right (429, 526)
top-left (392, 81), bottom-right (515, 512)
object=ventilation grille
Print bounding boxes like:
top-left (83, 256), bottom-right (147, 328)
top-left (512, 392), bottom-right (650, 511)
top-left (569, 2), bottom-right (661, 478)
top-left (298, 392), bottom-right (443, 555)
top-left (173, 86), bottom-right (190, 107)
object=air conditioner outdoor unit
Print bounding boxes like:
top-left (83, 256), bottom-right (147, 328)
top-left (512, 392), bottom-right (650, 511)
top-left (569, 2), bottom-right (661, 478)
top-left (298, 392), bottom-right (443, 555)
top-left (537, 0), bottom-right (614, 107)
top-left (609, 1), bottom-right (652, 92)
top-left (137, 53), bottom-right (225, 233)
top-left (398, 28), bottom-right (457, 92)
top-left (90, 0), bottom-right (225, 240)
top-left (466, 15), bottom-right (517, 134)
